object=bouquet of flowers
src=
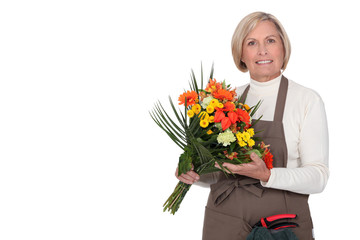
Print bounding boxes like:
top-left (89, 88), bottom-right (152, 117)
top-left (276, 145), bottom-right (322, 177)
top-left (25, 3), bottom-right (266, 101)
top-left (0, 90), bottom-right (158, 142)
top-left (150, 65), bottom-right (273, 215)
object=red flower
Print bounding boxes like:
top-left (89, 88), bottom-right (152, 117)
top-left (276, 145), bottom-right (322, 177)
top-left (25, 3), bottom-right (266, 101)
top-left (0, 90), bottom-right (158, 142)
top-left (227, 111), bottom-right (238, 124)
top-left (221, 117), bottom-right (231, 131)
top-left (263, 151), bottom-right (274, 169)
top-left (214, 110), bottom-right (225, 122)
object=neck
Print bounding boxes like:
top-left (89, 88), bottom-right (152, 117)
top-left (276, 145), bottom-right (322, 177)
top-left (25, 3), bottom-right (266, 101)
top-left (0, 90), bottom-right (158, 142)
top-left (250, 71), bottom-right (282, 82)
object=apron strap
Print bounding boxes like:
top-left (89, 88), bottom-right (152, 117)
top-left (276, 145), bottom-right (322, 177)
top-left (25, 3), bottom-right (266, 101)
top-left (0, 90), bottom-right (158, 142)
top-left (274, 76), bottom-right (288, 122)
top-left (239, 84), bottom-right (250, 104)
top-left (211, 177), bottom-right (264, 206)
top-left (239, 75), bottom-right (289, 122)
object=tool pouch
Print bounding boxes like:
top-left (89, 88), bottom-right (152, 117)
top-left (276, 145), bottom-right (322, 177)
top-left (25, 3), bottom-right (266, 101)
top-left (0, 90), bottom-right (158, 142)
top-left (246, 227), bottom-right (298, 240)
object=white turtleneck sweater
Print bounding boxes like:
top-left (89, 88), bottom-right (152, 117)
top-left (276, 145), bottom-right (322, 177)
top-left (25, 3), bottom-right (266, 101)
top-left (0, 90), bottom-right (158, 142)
top-left (235, 75), bottom-right (329, 194)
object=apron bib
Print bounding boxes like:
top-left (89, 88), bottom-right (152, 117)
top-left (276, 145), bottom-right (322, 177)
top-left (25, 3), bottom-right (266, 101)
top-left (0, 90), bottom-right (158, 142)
top-left (202, 76), bottom-right (314, 240)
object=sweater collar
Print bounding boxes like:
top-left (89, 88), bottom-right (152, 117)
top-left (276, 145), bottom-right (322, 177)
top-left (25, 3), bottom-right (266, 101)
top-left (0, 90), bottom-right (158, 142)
top-left (249, 74), bottom-right (282, 97)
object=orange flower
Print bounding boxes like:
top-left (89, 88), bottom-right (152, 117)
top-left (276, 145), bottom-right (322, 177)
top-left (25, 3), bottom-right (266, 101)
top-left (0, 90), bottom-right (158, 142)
top-left (263, 151), bottom-right (274, 169)
top-left (212, 89), bottom-right (234, 101)
top-left (236, 108), bottom-right (251, 125)
top-left (223, 102), bottom-right (236, 112)
top-left (260, 142), bottom-right (273, 169)
top-left (178, 90), bottom-right (198, 106)
top-left (205, 78), bottom-right (222, 93)
top-left (224, 150), bottom-right (238, 160)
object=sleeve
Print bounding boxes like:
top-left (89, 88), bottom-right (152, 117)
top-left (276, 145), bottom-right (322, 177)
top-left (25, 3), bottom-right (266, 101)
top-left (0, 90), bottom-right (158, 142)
top-left (194, 172), bottom-right (221, 188)
top-left (261, 95), bottom-right (330, 194)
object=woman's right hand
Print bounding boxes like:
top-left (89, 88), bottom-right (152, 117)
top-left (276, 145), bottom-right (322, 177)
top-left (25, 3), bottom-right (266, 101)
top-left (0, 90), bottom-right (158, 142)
top-left (175, 166), bottom-right (200, 185)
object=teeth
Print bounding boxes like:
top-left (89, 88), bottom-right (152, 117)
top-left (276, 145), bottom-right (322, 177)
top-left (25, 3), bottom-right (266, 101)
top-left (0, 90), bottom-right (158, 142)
top-left (256, 60), bottom-right (272, 64)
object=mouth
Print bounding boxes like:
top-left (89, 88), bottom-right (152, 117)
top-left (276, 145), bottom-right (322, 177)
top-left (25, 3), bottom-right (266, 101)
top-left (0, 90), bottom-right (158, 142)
top-left (256, 60), bottom-right (273, 65)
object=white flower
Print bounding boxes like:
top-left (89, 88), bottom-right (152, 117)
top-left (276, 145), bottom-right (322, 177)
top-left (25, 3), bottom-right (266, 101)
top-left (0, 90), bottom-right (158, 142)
top-left (215, 123), bottom-right (222, 130)
top-left (217, 129), bottom-right (236, 146)
top-left (201, 96), bottom-right (214, 109)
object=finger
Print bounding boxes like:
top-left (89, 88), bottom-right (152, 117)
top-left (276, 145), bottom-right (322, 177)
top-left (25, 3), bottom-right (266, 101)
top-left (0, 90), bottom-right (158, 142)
top-left (179, 171), bottom-right (198, 184)
top-left (215, 162), bottom-right (221, 169)
top-left (178, 175), bottom-right (196, 184)
top-left (177, 175), bottom-right (194, 184)
top-left (250, 152), bottom-right (262, 163)
top-left (186, 170), bottom-right (200, 181)
top-left (222, 163), bottom-right (242, 172)
top-left (216, 162), bottom-right (234, 174)
top-left (215, 162), bottom-right (228, 172)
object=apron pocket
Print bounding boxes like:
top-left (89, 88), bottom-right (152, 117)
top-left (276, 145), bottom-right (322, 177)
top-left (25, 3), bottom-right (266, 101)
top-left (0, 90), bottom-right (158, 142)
top-left (291, 218), bottom-right (314, 240)
top-left (203, 207), bottom-right (252, 240)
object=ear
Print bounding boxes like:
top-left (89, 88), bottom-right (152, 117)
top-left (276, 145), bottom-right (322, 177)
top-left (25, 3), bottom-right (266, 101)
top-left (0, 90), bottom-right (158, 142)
top-left (240, 60), bottom-right (247, 68)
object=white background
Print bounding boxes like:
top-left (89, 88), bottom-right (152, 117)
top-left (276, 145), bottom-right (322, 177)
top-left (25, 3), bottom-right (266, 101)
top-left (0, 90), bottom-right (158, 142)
top-left (0, 0), bottom-right (359, 239)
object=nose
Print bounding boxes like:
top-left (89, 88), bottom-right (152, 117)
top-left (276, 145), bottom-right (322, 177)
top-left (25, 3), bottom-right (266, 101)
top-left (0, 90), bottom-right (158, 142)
top-left (257, 43), bottom-right (268, 55)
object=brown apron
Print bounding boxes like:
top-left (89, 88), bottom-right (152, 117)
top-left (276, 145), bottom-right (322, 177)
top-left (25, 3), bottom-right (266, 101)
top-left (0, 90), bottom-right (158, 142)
top-left (202, 76), bottom-right (314, 240)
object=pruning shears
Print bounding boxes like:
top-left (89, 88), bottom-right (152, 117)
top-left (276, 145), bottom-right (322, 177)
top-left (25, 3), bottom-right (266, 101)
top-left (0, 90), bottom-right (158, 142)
top-left (253, 214), bottom-right (299, 230)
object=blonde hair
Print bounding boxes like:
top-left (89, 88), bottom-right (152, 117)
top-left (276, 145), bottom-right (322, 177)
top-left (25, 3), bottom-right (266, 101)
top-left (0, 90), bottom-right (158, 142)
top-left (231, 12), bottom-right (291, 72)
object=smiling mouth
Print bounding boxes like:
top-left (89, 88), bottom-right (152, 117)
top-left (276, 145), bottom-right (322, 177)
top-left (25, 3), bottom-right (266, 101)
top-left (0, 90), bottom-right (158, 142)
top-left (256, 60), bottom-right (273, 64)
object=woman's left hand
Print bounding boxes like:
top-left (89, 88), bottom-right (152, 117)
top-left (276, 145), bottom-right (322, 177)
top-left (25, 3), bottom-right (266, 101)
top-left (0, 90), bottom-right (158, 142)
top-left (215, 152), bottom-right (271, 182)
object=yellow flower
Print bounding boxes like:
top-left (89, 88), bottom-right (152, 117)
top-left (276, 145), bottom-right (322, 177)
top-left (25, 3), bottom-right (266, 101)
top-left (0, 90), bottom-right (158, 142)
top-left (200, 120), bottom-right (209, 128)
top-left (206, 105), bottom-right (215, 114)
top-left (239, 103), bottom-right (250, 111)
top-left (207, 129), bottom-right (213, 135)
top-left (247, 128), bottom-right (255, 137)
top-left (210, 99), bottom-right (219, 107)
top-left (199, 111), bottom-right (209, 121)
top-left (243, 104), bottom-right (250, 111)
top-left (236, 132), bottom-right (244, 142)
top-left (248, 139), bottom-right (255, 147)
top-left (187, 109), bottom-right (195, 118)
top-left (208, 116), bottom-right (215, 123)
top-left (217, 102), bottom-right (224, 108)
top-left (192, 104), bottom-right (201, 114)
top-left (243, 132), bottom-right (251, 142)
top-left (239, 140), bottom-right (247, 147)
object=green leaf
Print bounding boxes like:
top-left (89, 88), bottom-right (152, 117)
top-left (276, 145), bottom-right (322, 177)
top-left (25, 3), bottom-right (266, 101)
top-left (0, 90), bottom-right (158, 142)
top-left (209, 62), bottom-right (214, 80)
top-left (250, 100), bottom-right (262, 117)
top-left (229, 141), bottom-right (236, 152)
top-left (178, 147), bottom-right (193, 175)
top-left (169, 96), bottom-right (186, 129)
top-left (246, 149), bottom-right (262, 158)
top-left (190, 69), bottom-right (199, 95)
top-left (201, 62), bottom-right (204, 90)
top-left (149, 109), bottom-right (186, 150)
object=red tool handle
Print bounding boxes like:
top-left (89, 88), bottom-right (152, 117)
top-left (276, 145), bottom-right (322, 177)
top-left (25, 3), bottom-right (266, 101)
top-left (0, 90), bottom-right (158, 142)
top-left (273, 224), bottom-right (298, 230)
top-left (266, 214), bottom-right (297, 223)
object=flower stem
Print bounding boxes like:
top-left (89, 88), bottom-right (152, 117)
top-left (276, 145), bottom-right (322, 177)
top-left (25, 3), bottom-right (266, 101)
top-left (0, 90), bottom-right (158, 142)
top-left (163, 181), bottom-right (191, 215)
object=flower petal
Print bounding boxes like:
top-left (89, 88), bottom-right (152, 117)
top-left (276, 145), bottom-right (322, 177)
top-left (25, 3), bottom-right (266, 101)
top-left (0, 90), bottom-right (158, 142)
top-left (221, 117), bottom-right (231, 131)
top-left (214, 110), bottom-right (225, 122)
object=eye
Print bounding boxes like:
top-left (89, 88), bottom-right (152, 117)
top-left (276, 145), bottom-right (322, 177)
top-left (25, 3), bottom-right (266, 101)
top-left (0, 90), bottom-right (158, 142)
top-left (267, 39), bottom-right (275, 43)
top-left (247, 41), bottom-right (256, 46)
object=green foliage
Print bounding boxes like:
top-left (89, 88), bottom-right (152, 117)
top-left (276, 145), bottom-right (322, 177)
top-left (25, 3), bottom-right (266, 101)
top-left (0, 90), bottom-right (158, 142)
top-left (178, 147), bottom-right (193, 176)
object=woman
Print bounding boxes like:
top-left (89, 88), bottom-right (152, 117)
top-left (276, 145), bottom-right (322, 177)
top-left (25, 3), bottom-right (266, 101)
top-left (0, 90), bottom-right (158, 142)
top-left (176, 12), bottom-right (329, 240)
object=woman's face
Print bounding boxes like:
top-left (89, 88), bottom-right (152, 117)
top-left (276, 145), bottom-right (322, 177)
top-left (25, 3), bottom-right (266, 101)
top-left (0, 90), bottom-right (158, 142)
top-left (241, 20), bottom-right (284, 82)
